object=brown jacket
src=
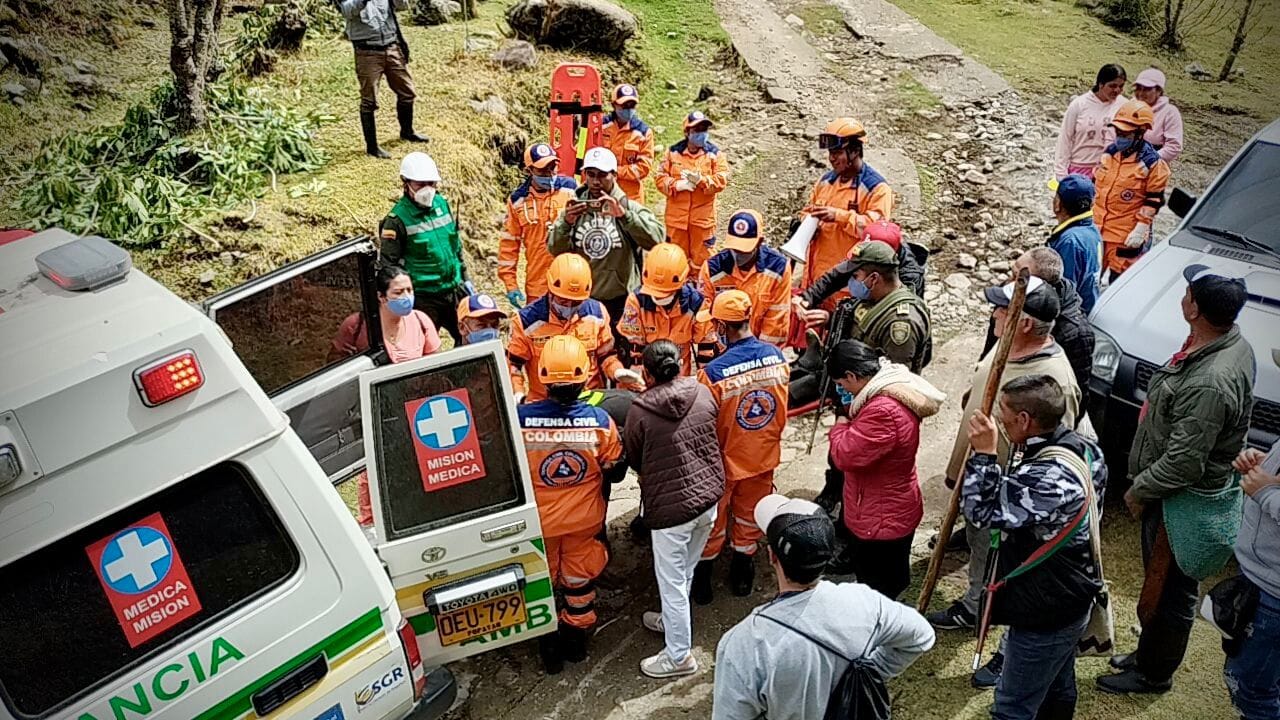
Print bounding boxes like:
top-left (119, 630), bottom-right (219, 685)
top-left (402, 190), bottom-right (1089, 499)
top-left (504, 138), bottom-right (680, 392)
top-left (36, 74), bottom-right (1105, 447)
top-left (623, 376), bottom-right (725, 529)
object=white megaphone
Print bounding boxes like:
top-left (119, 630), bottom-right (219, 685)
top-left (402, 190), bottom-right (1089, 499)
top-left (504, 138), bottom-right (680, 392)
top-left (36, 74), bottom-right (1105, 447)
top-left (780, 214), bottom-right (819, 264)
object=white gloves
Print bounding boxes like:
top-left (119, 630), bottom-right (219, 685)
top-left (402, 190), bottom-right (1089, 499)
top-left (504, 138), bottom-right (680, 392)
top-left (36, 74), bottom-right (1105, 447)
top-left (614, 368), bottom-right (646, 390)
top-left (681, 169), bottom-right (703, 186)
top-left (1125, 223), bottom-right (1151, 249)
top-left (674, 179), bottom-right (694, 193)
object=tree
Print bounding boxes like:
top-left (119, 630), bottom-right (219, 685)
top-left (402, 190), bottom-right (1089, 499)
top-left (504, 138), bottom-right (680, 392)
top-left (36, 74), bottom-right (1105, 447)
top-left (1157, 0), bottom-right (1232, 50)
top-left (1219, 0), bottom-right (1269, 81)
top-left (166, 0), bottom-right (228, 131)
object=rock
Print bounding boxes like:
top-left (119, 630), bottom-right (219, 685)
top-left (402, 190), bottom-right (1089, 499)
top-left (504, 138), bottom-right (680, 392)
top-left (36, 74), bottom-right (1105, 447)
top-left (219, 251), bottom-right (235, 267)
top-left (665, 78), bottom-right (679, 90)
top-left (469, 94), bottom-right (508, 117)
top-left (198, 270), bottom-right (216, 285)
top-left (944, 273), bottom-right (972, 291)
top-left (0, 36), bottom-right (48, 77)
top-left (926, 132), bottom-right (943, 141)
top-left (1027, 217), bottom-right (1045, 227)
top-left (1184, 62), bottom-right (1213, 81)
top-left (963, 170), bottom-right (988, 186)
top-left (765, 85), bottom-right (798, 104)
top-left (60, 66), bottom-right (102, 95)
top-left (942, 228), bottom-right (958, 240)
top-left (3, 81), bottom-right (25, 99)
top-left (696, 84), bottom-right (715, 102)
top-left (951, 131), bottom-right (970, 141)
top-left (464, 35), bottom-right (497, 52)
top-left (73, 99), bottom-right (96, 112)
top-left (957, 253), bottom-right (978, 269)
top-left (506, 0), bottom-right (637, 55)
top-left (666, 31), bottom-right (678, 38)
top-left (491, 39), bottom-right (537, 69)
top-left (807, 148), bottom-right (828, 168)
top-left (801, 128), bottom-right (818, 140)
top-left (413, 0), bottom-right (461, 25)
top-left (139, 17), bottom-right (157, 27)
top-left (957, 162), bottom-right (975, 172)
top-left (962, 197), bottom-right (979, 209)
top-left (924, 288), bottom-right (940, 303)
top-left (784, 13), bottom-right (805, 27)
top-left (989, 260), bottom-right (1011, 272)
top-left (72, 59), bottom-right (98, 75)
top-left (972, 222), bottom-right (987, 233)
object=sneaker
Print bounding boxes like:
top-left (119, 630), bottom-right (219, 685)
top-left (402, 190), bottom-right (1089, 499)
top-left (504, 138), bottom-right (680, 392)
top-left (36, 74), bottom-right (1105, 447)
top-left (926, 602), bottom-right (976, 630)
top-left (640, 650), bottom-right (698, 679)
top-left (642, 611), bottom-right (665, 633)
top-left (692, 559), bottom-right (715, 606)
top-left (970, 652), bottom-right (1003, 689)
top-left (730, 552), bottom-right (755, 597)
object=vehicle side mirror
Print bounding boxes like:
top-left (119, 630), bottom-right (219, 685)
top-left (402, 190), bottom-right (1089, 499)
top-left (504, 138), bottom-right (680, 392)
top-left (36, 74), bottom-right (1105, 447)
top-left (1169, 188), bottom-right (1196, 219)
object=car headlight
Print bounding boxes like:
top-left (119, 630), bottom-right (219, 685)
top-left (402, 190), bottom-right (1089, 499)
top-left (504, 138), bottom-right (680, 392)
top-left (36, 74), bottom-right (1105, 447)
top-left (1092, 329), bottom-right (1122, 385)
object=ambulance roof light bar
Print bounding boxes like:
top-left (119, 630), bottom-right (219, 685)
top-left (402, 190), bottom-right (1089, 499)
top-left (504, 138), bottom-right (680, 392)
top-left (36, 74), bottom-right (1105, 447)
top-left (133, 351), bottom-right (205, 407)
top-left (35, 235), bottom-right (132, 291)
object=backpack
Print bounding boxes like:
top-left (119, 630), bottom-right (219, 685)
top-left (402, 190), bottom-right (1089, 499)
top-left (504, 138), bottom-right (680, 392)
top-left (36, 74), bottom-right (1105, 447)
top-left (757, 614), bottom-right (891, 720)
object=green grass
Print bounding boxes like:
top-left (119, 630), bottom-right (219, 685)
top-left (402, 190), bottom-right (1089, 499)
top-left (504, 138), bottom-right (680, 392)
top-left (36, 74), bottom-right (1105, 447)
top-left (896, 71), bottom-right (946, 114)
top-left (794, 0), bottom-right (848, 39)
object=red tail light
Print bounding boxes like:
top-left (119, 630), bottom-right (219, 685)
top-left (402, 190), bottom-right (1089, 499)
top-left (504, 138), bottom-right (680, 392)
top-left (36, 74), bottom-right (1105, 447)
top-left (397, 618), bottom-right (426, 700)
top-left (133, 351), bottom-right (204, 407)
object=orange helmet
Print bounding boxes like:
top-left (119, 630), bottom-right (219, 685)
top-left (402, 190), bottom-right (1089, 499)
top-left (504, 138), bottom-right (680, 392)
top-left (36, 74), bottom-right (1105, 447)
top-left (546, 253), bottom-right (593, 301)
top-left (538, 335), bottom-right (590, 385)
top-left (640, 244), bottom-right (690, 297)
top-left (818, 117), bottom-right (866, 150)
top-left (1111, 100), bottom-right (1155, 132)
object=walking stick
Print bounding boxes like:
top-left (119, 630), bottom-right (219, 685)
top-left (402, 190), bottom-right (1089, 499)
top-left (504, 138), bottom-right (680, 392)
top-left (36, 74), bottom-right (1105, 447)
top-left (916, 268), bottom-right (1031, 612)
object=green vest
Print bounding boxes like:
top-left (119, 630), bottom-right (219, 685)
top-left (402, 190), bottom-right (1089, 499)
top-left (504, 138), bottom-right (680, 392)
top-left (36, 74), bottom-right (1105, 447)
top-left (854, 285), bottom-right (932, 370)
top-left (389, 195), bottom-right (463, 291)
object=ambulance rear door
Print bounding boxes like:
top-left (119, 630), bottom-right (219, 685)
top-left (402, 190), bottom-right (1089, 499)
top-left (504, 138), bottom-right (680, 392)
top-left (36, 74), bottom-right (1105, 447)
top-left (361, 340), bottom-right (557, 664)
top-left (202, 236), bottom-right (383, 484)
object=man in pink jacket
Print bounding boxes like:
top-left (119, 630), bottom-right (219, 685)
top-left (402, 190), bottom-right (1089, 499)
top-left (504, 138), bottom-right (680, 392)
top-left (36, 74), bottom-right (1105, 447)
top-left (1133, 67), bottom-right (1184, 166)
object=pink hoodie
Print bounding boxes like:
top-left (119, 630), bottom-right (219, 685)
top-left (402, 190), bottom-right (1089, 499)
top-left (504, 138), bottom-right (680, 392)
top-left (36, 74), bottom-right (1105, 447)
top-left (1054, 91), bottom-right (1128, 179)
top-left (1144, 95), bottom-right (1184, 165)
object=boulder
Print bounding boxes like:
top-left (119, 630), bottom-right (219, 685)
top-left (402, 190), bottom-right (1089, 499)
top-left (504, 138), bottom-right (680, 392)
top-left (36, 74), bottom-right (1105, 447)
top-left (72, 59), bottom-right (99, 74)
top-left (464, 35), bottom-right (497, 52)
top-left (962, 170), bottom-right (988, 185)
top-left (943, 273), bottom-right (972, 291)
top-left (957, 253), bottom-right (978, 269)
top-left (0, 35), bottom-right (48, 77)
top-left (491, 39), bottom-right (538, 70)
top-left (60, 65), bottom-right (102, 95)
top-left (1184, 62), bottom-right (1213, 82)
top-left (765, 85), bottom-right (798, 104)
top-left (470, 94), bottom-right (509, 118)
top-left (413, 0), bottom-right (461, 26)
top-left (3, 81), bottom-right (26, 99)
top-left (506, 0), bottom-right (637, 55)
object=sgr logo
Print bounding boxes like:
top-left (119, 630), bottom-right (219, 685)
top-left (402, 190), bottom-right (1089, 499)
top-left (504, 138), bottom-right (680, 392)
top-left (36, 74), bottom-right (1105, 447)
top-left (354, 667), bottom-right (405, 713)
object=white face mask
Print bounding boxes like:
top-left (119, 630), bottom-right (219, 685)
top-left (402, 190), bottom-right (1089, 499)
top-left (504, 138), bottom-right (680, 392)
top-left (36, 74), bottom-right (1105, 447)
top-left (653, 293), bottom-right (676, 307)
top-left (413, 186), bottom-right (436, 207)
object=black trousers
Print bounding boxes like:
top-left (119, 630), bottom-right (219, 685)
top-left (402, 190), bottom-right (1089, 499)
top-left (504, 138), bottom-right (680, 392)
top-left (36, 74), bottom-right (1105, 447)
top-left (838, 526), bottom-right (915, 601)
top-left (1134, 502), bottom-right (1200, 684)
top-left (599, 294), bottom-right (629, 363)
top-left (414, 286), bottom-right (464, 344)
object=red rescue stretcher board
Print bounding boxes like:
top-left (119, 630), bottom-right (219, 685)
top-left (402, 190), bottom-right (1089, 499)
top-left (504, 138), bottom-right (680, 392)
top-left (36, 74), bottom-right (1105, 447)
top-left (549, 63), bottom-right (604, 177)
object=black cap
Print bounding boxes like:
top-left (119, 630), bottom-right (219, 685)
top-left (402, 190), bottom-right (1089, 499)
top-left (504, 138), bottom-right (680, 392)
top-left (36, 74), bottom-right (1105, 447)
top-left (755, 495), bottom-right (835, 579)
top-left (983, 276), bottom-right (1061, 322)
top-left (1183, 264), bottom-right (1248, 327)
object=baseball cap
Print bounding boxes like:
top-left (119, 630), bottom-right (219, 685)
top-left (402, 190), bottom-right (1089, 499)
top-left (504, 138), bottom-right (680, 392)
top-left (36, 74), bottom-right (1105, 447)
top-left (698, 288), bottom-right (752, 323)
top-left (683, 110), bottom-right (714, 130)
top-left (582, 147), bottom-right (618, 173)
top-left (724, 209), bottom-right (764, 252)
top-left (845, 239), bottom-right (899, 269)
top-left (613, 83), bottom-right (639, 105)
top-left (456, 292), bottom-right (508, 322)
top-left (754, 494), bottom-right (836, 577)
top-left (1048, 174), bottom-right (1095, 207)
top-left (1134, 68), bottom-right (1166, 89)
top-left (861, 219), bottom-right (902, 251)
top-left (524, 143), bottom-right (558, 170)
top-left (983, 275), bottom-right (1061, 322)
top-left (1183, 264), bottom-right (1248, 326)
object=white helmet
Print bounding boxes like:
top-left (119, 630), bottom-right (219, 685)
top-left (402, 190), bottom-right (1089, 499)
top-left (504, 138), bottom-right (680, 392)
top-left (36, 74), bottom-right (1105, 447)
top-left (400, 152), bottom-right (441, 183)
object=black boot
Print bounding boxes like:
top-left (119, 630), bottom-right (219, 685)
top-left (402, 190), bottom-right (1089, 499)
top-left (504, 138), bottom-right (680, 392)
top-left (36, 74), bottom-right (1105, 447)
top-left (730, 552), bottom-right (755, 597)
top-left (692, 559), bottom-right (715, 606)
top-left (360, 110), bottom-right (389, 159)
top-left (629, 513), bottom-right (651, 546)
top-left (815, 467), bottom-right (844, 514)
top-left (538, 631), bottom-right (564, 675)
top-left (397, 103), bottom-right (430, 142)
top-left (560, 625), bottom-right (588, 663)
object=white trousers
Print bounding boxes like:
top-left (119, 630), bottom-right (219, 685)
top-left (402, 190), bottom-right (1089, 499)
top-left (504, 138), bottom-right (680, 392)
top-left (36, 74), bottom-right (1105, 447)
top-left (650, 504), bottom-right (717, 663)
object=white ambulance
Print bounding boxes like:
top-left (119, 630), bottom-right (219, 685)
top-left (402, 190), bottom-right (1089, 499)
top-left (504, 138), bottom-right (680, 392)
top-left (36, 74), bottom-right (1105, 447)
top-left (0, 229), bottom-right (555, 720)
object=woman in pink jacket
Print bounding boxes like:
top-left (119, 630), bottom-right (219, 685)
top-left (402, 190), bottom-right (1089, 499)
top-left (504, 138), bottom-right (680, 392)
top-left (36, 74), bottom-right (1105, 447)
top-left (1054, 64), bottom-right (1128, 179)
top-left (1133, 67), bottom-right (1184, 165)
top-left (825, 340), bottom-right (944, 599)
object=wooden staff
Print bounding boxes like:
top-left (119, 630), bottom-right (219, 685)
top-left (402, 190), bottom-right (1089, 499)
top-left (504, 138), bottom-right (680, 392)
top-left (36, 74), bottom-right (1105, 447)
top-left (916, 267), bottom-right (1031, 613)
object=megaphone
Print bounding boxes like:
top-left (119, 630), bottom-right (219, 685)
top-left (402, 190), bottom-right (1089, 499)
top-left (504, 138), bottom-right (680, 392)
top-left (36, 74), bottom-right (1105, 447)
top-left (780, 215), bottom-right (819, 264)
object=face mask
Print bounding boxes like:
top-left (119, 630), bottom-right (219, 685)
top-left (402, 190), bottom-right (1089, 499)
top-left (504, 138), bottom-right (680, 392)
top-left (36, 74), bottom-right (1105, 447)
top-left (551, 299), bottom-right (579, 320)
top-left (531, 174), bottom-right (554, 191)
top-left (1113, 136), bottom-right (1135, 153)
top-left (731, 249), bottom-right (755, 268)
top-left (847, 277), bottom-right (871, 301)
top-left (688, 131), bottom-right (709, 148)
top-left (653, 293), bottom-right (676, 307)
top-left (412, 186), bottom-right (436, 207)
top-left (615, 108), bottom-right (636, 123)
top-left (387, 294), bottom-right (415, 317)
top-left (467, 328), bottom-right (500, 344)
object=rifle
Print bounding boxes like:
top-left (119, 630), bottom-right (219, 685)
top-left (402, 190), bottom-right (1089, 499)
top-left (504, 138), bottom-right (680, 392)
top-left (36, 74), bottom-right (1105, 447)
top-left (806, 298), bottom-right (857, 455)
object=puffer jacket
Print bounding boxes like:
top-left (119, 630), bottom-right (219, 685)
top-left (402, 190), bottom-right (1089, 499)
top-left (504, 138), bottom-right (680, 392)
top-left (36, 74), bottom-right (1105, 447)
top-left (829, 382), bottom-right (940, 540)
top-left (623, 376), bottom-right (725, 529)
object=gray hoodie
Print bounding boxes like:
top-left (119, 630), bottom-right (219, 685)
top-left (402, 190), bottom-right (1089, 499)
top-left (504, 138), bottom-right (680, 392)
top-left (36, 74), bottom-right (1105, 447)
top-left (336, 0), bottom-right (405, 47)
top-left (1236, 444), bottom-right (1280, 599)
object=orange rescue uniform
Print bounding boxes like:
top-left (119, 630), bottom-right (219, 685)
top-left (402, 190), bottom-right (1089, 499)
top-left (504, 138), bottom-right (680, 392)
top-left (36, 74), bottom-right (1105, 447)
top-left (601, 112), bottom-right (655, 203)
top-left (616, 283), bottom-right (717, 374)
top-left (697, 336), bottom-right (789, 558)
top-left (498, 176), bottom-right (578, 300)
top-left (655, 140), bottom-right (729, 272)
top-left (698, 246), bottom-right (792, 347)
top-left (507, 297), bottom-right (623, 401)
top-left (802, 164), bottom-right (893, 309)
top-left (518, 398), bottom-right (622, 629)
top-left (1093, 142), bottom-right (1170, 275)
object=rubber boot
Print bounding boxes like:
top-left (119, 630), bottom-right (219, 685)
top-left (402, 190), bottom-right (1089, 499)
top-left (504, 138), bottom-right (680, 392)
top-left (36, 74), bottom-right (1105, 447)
top-left (730, 552), bottom-right (755, 597)
top-left (397, 103), bottom-right (430, 143)
top-left (815, 466), bottom-right (844, 514)
top-left (360, 110), bottom-right (389, 159)
top-left (692, 559), bottom-right (715, 606)
top-left (538, 631), bottom-right (564, 675)
top-left (560, 625), bottom-right (588, 663)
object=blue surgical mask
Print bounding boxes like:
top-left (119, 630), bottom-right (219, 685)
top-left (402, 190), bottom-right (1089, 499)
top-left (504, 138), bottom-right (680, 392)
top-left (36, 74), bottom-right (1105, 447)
top-left (551, 299), bottom-right (579, 320)
top-left (615, 108), bottom-right (636, 123)
top-left (689, 131), bottom-right (709, 148)
top-left (531, 174), bottom-right (555, 190)
top-left (1113, 136), bottom-right (1135, 152)
top-left (467, 328), bottom-right (500, 344)
top-left (387, 295), bottom-right (415, 317)
top-left (847, 277), bottom-right (871, 301)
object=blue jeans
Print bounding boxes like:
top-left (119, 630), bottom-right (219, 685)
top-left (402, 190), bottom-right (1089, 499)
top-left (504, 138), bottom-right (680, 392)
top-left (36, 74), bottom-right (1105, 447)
top-left (1225, 589), bottom-right (1280, 720)
top-left (993, 613), bottom-right (1089, 720)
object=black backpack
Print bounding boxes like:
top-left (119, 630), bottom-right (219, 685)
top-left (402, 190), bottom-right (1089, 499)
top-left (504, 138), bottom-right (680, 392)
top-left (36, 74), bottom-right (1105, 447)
top-left (758, 614), bottom-right (891, 720)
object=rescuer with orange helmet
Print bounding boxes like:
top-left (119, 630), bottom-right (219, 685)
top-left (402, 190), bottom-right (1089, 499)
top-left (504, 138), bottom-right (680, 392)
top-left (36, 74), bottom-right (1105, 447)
top-left (617, 243), bottom-right (717, 372)
top-left (1093, 99), bottom-right (1171, 278)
